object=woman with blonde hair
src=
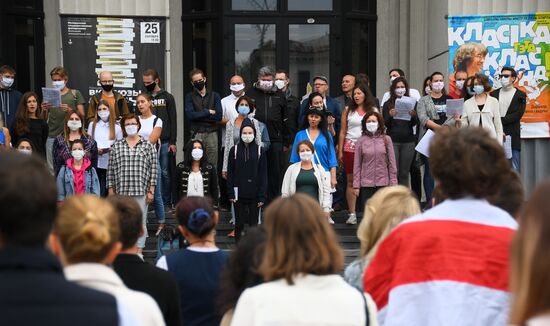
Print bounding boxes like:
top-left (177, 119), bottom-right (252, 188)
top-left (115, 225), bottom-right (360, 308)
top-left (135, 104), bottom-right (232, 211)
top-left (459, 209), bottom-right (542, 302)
top-left (49, 195), bottom-right (165, 325)
top-left (344, 186), bottom-right (421, 290)
top-left (231, 194), bottom-right (378, 325)
top-left (510, 181), bottom-right (550, 325)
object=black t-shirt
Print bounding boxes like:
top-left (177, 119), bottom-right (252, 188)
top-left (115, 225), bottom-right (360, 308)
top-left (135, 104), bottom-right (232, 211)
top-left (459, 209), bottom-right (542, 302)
top-left (477, 105), bottom-right (485, 126)
top-left (432, 95), bottom-right (452, 125)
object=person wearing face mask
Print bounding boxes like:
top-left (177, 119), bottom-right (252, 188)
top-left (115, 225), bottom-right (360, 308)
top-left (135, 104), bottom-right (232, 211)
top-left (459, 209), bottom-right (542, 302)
top-left (422, 76), bottom-right (432, 96)
top-left (353, 111), bottom-right (397, 214)
top-left (227, 120), bottom-right (267, 242)
top-left (10, 91), bottom-right (48, 158)
top-left (463, 75), bottom-right (476, 100)
top-left (275, 69), bottom-right (300, 149)
top-left (449, 70), bottom-right (468, 99)
top-left (221, 75), bottom-right (246, 136)
top-left (0, 65), bottom-right (22, 130)
top-left (143, 68), bottom-right (178, 212)
top-left (298, 76), bottom-right (342, 137)
top-left (380, 69), bottom-right (421, 108)
top-left (491, 67), bottom-right (526, 171)
top-left (88, 100), bottom-right (123, 197)
top-left (282, 140), bottom-right (331, 216)
top-left (175, 139), bottom-right (219, 205)
top-left (56, 139), bottom-right (100, 201)
top-left (42, 66), bottom-right (86, 172)
top-left (15, 138), bottom-right (34, 155)
top-left (184, 68), bottom-right (222, 173)
top-left (382, 77), bottom-right (418, 187)
top-left (52, 111), bottom-right (98, 176)
top-left (416, 71), bottom-right (458, 207)
top-left (107, 115), bottom-right (158, 254)
top-left (246, 66), bottom-right (289, 204)
top-left (461, 73), bottom-right (504, 144)
top-left (86, 71), bottom-right (131, 124)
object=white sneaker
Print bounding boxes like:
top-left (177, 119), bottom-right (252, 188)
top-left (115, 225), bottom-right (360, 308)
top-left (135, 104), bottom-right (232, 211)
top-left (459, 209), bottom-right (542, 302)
top-left (328, 216), bottom-right (335, 224)
top-left (346, 213), bottom-right (357, 225)
top-left (229, 216), bottom-right (235, 224)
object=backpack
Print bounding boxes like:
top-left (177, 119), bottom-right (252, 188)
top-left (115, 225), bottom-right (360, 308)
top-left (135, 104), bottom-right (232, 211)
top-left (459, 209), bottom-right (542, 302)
top-left (156, 224), bottom-right (181, 261)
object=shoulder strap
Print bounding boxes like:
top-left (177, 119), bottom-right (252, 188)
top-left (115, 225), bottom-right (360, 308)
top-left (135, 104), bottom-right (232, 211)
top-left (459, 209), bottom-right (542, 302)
top-left (305, 129), bottom-right (322, 166)
top-left (153, 116), bottom-right (158, 128)
top-left (355, 287), bottom-right (370, 326)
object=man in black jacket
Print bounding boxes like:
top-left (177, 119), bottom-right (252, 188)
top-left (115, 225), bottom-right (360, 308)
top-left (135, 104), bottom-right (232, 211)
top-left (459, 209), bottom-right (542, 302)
top-left (247, 66), bottom-right (289, 202)
top-left (109, 195), bottom-right (182, 326)
top-left (491, 66), bottom-right (526, 171)
top-left (275, 69), bottom-right (299, 168)
top-left (0, 152), bottom-right (119, 326)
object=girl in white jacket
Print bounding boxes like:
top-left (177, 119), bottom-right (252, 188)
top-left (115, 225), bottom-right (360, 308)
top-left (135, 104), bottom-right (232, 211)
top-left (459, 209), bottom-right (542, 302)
top-left (281, 140), bottom-right (331, 215)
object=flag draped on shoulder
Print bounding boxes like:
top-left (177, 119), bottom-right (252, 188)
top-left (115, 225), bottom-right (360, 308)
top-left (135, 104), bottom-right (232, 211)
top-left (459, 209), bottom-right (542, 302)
top-left (363, 198), bottom-right (517, 326)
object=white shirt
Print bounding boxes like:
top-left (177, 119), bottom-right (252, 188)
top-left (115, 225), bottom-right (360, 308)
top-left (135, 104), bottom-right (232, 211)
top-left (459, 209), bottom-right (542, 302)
top-left (187, 171), bottom-right (204, 196)
top-left (221, 92), bottom-right (242, 139)
top-left (231, 274), bottom-right (378, 326)
top-left (498, 86), bottom-right (516, 117)
top-left (345, 110), bottom-right (365, 142)
top-left (156, 247), bottom-right (221, 271)
top-left (64, 263), bottom-right (165, 326)
top-left (88, 120), bottom-right (123, 169)
top-left (138, 115), bottom-right (162, 145)
top-left (381, 88), bottom-right (421, 107)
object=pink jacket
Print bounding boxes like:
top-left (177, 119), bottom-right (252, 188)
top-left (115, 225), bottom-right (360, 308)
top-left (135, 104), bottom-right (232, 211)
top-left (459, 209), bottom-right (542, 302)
top-left (353, 132), bottom-right (397, 188)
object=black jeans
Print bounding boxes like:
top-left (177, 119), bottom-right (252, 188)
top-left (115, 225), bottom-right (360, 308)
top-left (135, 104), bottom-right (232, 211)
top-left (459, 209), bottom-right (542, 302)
top-left (96, 168), bottom-right (107, 197)
top-left (266, 142), bottom-right (283, 203)
top-left (235, 199), bottom-right (260, 242)
top-left (357, 186), bottom-right (384, 217)
top-left (410, 154), bottom-right (422, 201)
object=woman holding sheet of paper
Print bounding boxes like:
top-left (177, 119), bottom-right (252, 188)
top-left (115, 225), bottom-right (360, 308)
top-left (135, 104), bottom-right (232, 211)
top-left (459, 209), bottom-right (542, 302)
top-left (461, 73), bottom-right (503, 144)
top-left (382, 77), bottom-right (418, 187)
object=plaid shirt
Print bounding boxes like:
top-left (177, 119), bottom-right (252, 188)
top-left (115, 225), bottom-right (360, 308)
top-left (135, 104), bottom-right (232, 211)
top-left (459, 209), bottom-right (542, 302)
top-left (107, 137), bottom-right (157, 196)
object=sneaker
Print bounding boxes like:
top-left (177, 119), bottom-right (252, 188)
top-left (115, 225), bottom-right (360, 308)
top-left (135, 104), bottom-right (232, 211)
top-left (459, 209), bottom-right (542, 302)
top-left (346, 213), bottom-right (357, 225)
top-left (328, 216), bottom-right (335, 224)
top-left (229, 216), bottom-right (235, 225)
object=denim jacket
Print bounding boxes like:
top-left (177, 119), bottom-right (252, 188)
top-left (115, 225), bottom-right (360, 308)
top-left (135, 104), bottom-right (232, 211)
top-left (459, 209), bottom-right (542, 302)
top-left (57, 163), bottom-right (100, 200)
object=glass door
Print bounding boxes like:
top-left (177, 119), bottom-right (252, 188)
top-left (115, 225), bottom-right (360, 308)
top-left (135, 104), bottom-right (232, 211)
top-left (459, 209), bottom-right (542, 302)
top-left (234, 23), bottom-right (277, 87)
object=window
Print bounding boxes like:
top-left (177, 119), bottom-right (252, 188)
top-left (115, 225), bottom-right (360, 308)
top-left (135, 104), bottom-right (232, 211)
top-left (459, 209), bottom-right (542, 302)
top-left (235, 24), bottom-right (276, 85)
top-left (232, 0), bottom-right (277, 11)
top-left (288, 0), bottom-right (332, 11)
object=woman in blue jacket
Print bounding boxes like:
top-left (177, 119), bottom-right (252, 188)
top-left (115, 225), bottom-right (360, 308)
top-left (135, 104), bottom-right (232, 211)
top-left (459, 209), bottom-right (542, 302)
top-left (57, 139), bottom-right (100, 201)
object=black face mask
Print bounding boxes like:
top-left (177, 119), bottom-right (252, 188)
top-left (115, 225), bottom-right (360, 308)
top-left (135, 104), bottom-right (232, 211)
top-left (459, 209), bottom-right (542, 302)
top-left (193, 80), bottom-right (206, 91)
top-left (144, 82), bottom-right (156, 92)
top-left (101, 83), bottom-right (114, 92)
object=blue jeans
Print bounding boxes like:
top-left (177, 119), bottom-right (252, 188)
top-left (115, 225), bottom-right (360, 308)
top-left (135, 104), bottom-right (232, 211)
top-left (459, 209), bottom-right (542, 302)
top-left (153, 161), bottom-right (165, 223)
top-left (511, 149), bottom-right (521, 172)
top-left (159, 142), bottom-right (172, 205)
top-left (422, 155), bottom-right (434, 208)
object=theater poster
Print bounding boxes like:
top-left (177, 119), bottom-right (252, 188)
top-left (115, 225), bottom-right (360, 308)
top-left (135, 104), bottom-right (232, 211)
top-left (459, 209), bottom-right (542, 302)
top-left (60, 15), bottom-right (166, 109)
top-left (448, 13), bottom-right (550, 138)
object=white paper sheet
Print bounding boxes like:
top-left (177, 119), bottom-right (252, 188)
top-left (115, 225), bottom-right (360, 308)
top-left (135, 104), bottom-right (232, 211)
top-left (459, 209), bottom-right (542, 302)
top-left (41, 88), bottom-right (61, 108)
top-left (415, 129), bottom-right (435, 157)
top-left (503, 135), bottom-right (513, 159)
top-left (394, 96), bottom-right (416, 121)
top-left (446, 98), bottom-right (464, 118)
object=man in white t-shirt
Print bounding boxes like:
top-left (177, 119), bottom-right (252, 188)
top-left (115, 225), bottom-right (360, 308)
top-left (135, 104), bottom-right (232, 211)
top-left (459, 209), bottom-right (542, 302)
top-left (380, 68), bottom-right (421, 107)
top-left (220, 75), bottom-right (246, 137)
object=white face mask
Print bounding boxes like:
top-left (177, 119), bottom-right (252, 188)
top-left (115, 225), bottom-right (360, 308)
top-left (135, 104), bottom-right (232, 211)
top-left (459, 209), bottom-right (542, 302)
top-left (230, 83), bottom-right (245, 93)
top-left (1, 77), bottom-right (14, 88)
top-left (67, 120), bottom-right (82, 131)
top-left (366, 122), bottom-right (378, 133)
top-left (299, 151), bottom-right (313, 162)
top-left (71, 149), bottom-right (85, 161)
top-left (191, 148), bottom-right (203, 161)
top-left (258, 80), bottom-right (273, 90)
top-left (52, 80), bottom-right (65, 90)
top-left (125, 125), bottom-right (138, 136)
top-left (455, 80), bottom-right (465, 90)
top-left (98, 110), bottom-right (110, 121)
top-left (395, 87), bottom-right (406, 97)
top-left (274, 80), bottom-right (286, 90)
top-left (500, 77), bottom-right (511, 88)
top-left (425, 86), bottom-right (431, 95)
top-left (431, 81), bottom-right (445, 92)
top-left (241, 134), bottom-right (254, 144)
top-left (18, 148), bottom-right (32, 155)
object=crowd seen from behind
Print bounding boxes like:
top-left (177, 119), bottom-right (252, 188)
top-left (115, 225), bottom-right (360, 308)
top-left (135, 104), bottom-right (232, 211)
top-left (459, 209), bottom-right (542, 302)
top-left (0, 41), bottom-right (546, 326)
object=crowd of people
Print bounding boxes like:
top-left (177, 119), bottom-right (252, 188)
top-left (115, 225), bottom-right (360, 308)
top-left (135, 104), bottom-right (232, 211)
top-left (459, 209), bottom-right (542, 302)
top-left (0, 52), bottom-right (544, 326)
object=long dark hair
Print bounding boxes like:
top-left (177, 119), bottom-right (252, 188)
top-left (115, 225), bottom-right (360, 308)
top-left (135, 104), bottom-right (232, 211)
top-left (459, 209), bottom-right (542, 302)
top-left (300, 108), bottom-right (331, 148)
top-left (14, 92), bottom-right (41, 136)
top-left (388, 76), bottom-right (410, 109)
top-left (348, 83), bottom-right (377, 112)
top-left (217, 227), bottom-right (266, 315)
top-left (235, 95), bottom-right (256, 115)
top-left (183, 139), bottom-right (209, 168)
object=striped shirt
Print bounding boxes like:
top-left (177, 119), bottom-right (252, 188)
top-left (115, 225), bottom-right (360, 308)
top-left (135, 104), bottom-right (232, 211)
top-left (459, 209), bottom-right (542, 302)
top-left (107, 137), bottom-right (157, 196)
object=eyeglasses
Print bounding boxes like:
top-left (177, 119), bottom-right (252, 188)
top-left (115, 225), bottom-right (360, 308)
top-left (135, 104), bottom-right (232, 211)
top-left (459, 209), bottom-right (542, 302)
top-left (499, 74), bottom-right (512, 78)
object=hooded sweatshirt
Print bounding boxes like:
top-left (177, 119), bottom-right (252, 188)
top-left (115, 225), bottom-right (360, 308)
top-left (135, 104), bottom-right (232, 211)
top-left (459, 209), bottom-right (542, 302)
top-left (226, 119), bottom-right (268, 202)
top-left (67, 158), bottom-right (91, 194)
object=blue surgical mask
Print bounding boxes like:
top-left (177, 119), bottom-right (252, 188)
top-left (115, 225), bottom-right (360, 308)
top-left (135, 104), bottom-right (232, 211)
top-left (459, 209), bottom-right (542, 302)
top-left (473, 85), bottom-right (485, 95)
top-left (238, 106), bottom-right (250, 116)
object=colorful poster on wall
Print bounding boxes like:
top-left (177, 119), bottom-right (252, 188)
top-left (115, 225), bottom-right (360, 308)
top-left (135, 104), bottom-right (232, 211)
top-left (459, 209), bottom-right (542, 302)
top-left (60, 15), bottom-right (166, 109)
top-left (448, 13), bottom-right (550, 138)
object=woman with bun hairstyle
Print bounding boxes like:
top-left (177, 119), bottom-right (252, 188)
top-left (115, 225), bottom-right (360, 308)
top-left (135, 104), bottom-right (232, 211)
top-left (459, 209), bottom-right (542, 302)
top-left (49, 195), bottom-right (165, 325)
top-left (157, 196), bottom-right (229, 326)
